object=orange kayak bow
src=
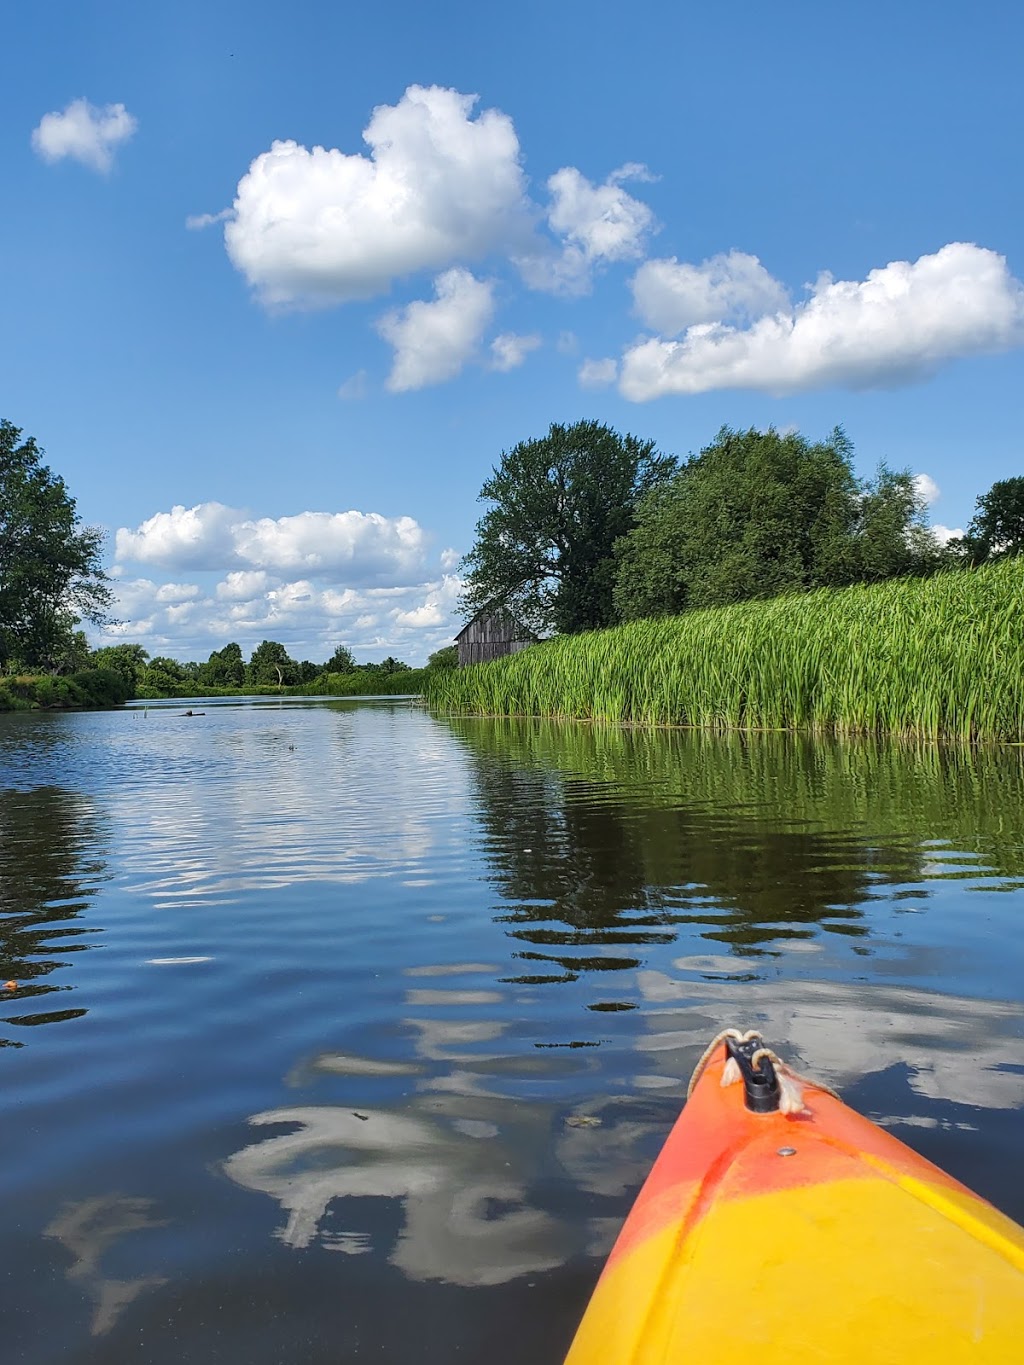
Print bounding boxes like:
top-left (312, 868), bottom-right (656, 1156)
top-left (565, 1029), bottom-right (1024, 1363)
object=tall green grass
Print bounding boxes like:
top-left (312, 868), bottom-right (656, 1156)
top-left (426, 560), bottom-right (1024, 741)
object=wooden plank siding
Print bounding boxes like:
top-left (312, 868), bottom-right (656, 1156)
top-left (455, 611), bottom-right (537, 667)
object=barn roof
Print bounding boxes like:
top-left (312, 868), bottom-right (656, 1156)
top-left (454, 606), bottom-right (537, 642)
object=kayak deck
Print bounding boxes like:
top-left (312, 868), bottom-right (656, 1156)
top-left (565, 1040), bottom-right (1024, 1363)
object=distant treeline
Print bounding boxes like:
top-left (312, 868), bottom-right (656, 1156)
top-left (0, 642), bottom-right (458, 710)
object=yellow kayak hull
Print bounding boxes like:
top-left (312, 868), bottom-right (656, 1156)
top-left (565, 1044), bottom-right (1024, 1363)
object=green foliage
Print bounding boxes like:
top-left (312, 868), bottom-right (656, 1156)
top-left (613, 427), bottom-right (940, 621)
top-left (91, 643), bottom-right (149, 696)
top-left (246, 639), bottom-right (300, 687)
top-left (461, 419), bottom-right (675, 635)
top-left (955, 476), bottom-right (1024, 563)
top-left (0, 419), bottom-right (115, 671)
top-left (427, 645), bottom-right (458, 669)
top-left (365, 655), bottom-right (410, 675)
top-left (49, 629), bottom-right (93, 675)
top-left (0, 666), bottom-right (131, 711)
top-left (324, 644), bottom-right (356, 673)
top-left (854, 464), bottom-right (940, 582)
top-left (200, 642), bottom-right (245, 688)
top-left (299, 667), bottom-right (429, 696)
top-left (136, 655), bottom-right (187, 697)
top-left (427, 558), bottom-right (1024, 742)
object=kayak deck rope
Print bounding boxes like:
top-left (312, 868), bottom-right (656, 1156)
top-left (687, 1028), bottom-right (840, 1115)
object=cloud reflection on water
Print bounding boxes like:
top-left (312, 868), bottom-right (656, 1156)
top-left (44, 1195), bottom-right (168, 1337)
top-left (633, 971), bottom-right (1024, 1110)
top-left (223, 1098), bottom-right (571, 1286)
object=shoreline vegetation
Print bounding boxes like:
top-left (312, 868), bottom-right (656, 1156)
top-left (0, 666), bottom-right (433, 712)
top-left (426, 559), bottom-right (1024, 743)
top-left (0, 668), bottom-right (133, 711)
top-left (5, 416), bottom-right (1023, 733)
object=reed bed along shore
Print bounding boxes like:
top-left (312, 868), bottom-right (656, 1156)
top-left (426, 559), bottom-right (1024, 741)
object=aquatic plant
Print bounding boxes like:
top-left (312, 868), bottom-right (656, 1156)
top-left (426, 559), bottom-right (1024, 741)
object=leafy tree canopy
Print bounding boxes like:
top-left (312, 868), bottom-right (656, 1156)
top-left (614, 426), bottom-right (940, 621)
top-left (200, 642), bottom-right (245, 688)
top-left (142, 656), bottom-right (186, 689)
top-left (363, 655), bottom-right (410, 675)
top-left (246, 639), bottom-right (299, 687)
top-left (92, 643), bottom-right (149, 694)
top-left (54, 630), bottom-right (93, 675)
top-left (427, 645), bottom-right (458, 669)
top-left (0, 419), bottom-right (114, 671)
top-left (324, 644), bottom-right (356, 673)
top-left (461, 419), bottom-right (676, 635)
top-left (956, 476), bottom-right (1024, 562)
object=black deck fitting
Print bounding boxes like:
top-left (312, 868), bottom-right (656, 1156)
top-left (725, 1035), bottom-right (781, 1114)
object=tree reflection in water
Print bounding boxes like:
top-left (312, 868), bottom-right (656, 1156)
top-left (447, 719), bottom-right (1024, 967)
top-left (0, 786), bottom-right (108, 1042)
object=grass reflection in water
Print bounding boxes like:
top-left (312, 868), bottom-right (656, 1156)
top-left (449, 718), bottom-right (1024, 967)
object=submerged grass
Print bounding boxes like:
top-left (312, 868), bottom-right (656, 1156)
top-left (426, 559), bottom-right (1024, 741)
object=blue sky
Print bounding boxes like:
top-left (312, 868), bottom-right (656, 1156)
top-left (3, 0), bottom-right (1022, 664)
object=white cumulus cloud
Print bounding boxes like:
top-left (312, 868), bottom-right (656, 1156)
top-left (913, 474), bottom-right (941, 506)
top-left (186, 208), bottom-right (233, 231)
top-left (236, 511), bottom-right (426, 578)
top-left (154, 582), bottom-right (202, 603)
top-left (97, 570), bottom-right (465, 666)
top-left (378, 268), bottom-right (494, 392)
top-left (489, 332), bottom-right (541, 371)
top-left (115, 503), bottom-right (239, 570)
top-left (31, 98), bottom-right (137, 173)
top-left (932, 524), bottom-right (964, 546)
top-left (216, 570), bottom-right (270, 601)
top-left (116, 504), bottom-right (429, 583)
top-left (619, 243), bottom-right (1024, 399)
top-left (631, 251), bottom-right (790, 333)
top-left (224, 86), bottom-right (530, 308)
top-left (578, 357), bottom-right (618, 389)
top-left (519, 164), bottom-right (655, 294)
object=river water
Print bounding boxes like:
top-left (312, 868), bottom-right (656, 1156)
top-left (2, 699), bottom-right (1022, 1363)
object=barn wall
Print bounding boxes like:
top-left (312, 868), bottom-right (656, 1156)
top-left (456, 614), bottom-right (536, 667)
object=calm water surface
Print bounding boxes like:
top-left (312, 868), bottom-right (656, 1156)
top-left (2, 700), bottom-right (1023, 1363)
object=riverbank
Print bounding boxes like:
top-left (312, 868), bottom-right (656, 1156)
top-left (0, 668), bottom-right (132, 711)
top-left (427, 559), bottom-right (1024, 741)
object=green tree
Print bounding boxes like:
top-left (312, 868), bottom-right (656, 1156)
top-left (852, 465), bottom-right (939, 582)
top-left (0, 419), bottom-right (114, 671)
top-left (363, 655), bottom-right (410, 676)
top-left (614, 426), bottom-right (939, 621)
top-left (52, 629), bottom-right (93, 675)
top-left (324, 644), bottom-right (356, 673)
top-left (140, 656), bottom-right (186, 695)
top-left (199, 642), bottom-right (244, 688)
top-left (92, 643), bottom-right (149, 694)
top-left (427, 645), bottom-right (458, 669)
top-left (461, 419), bottom-right (675, 635)
top-left (246, 639), bottom-right (299, 687)
top-left (955, 476), bottom-right (1024, 563)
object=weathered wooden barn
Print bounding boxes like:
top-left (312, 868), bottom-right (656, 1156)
top-left (455, 610), bottom-right (538, 667)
